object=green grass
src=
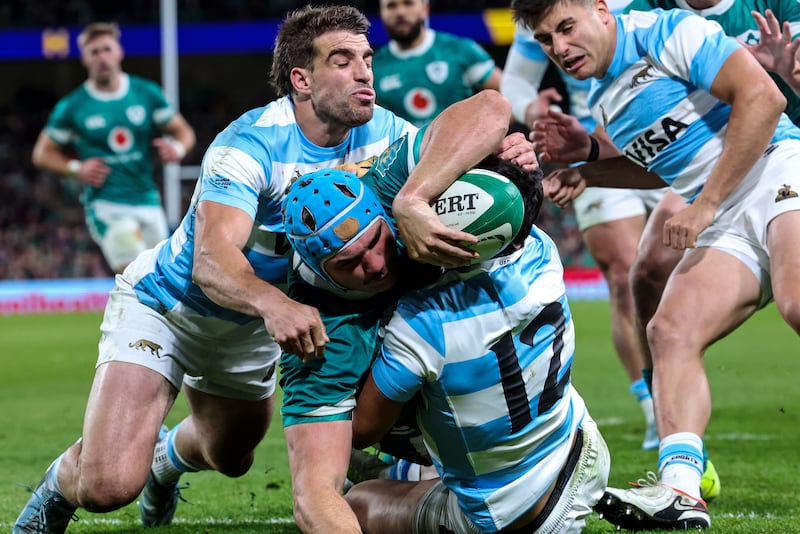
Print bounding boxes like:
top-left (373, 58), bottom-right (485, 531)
top-left (1, 302), bottom-right (797, 533)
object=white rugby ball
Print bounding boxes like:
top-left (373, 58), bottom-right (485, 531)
top-left (432, 168), bottom-right (525, 261)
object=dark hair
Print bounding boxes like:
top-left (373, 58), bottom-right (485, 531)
top-left (474, 155), bottom-right (544, 253)
top-left (512, 0), bottom-right (590, 29)
top-left (270, 5), bottom-right (371, 97)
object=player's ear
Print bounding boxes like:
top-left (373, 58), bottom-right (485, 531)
top-left (291, 67), bottom-right (312, 96)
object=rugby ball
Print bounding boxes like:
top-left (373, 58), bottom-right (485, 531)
top-left (432, 168), bottom-right (525, 262)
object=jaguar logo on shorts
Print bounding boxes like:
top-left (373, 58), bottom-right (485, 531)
top-left (585, 200), bottom-right (603, 212)
top-left (775, 184), bottom-right (798, 202)
top-left (129, 339), bottom-right (163, 357)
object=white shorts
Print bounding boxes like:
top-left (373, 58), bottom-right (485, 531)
top-left (97, 275), bottom-right (279, 401)
top-left (86, 200), bottom-right (169, 271)
top-left (413, 415), bottom-right (610, 534)
top-left (573, 187), bottom-right (668, 231)
top-left (696, 139), bottom-right (800, 307)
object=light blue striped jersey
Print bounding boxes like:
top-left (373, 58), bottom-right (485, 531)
top-left (130, 96), bottom-right (414, 323)
top-left (590, 9), bottom-right (800, 201)
top-left (508, 0), bottom-right (631, 131)
top-left (372, 227), bottom-right (587, 531)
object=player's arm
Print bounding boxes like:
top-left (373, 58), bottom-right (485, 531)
top-left (665, 48), bottom-right (785, 249)
top-left (479, 66), bottom-right (503, 92)
top-left (544, 157), bottom-right (666, 207)
top-left (392, 89), bottom-right (516, 267)
top-left (153, 113), bottom-right (196, 163)
top-left (193, 200), bottom-right (328, 360)
top-left (31, 131), bottom-right (109, 187)
top-left (351, 372), bottom-right (404, 449)
top-left (500, 35), bottom-right (562, 128)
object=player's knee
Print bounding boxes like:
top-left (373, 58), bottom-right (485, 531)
top-left (646, 312), bottom-right (691, 354)
top-left (774, 296), bottom-right (800, 336)
top-left (604, 264), bottom-right (633, 303)
top-left (210, 450), bottom-right (254, 478)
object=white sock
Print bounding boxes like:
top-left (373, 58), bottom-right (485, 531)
top-left (658, 432), bottom-right (704, 499)
top-left (151, 424), bottom-right (200, 485)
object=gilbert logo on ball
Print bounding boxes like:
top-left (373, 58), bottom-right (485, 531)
top-left (433, 168), bottom-right (524, 262)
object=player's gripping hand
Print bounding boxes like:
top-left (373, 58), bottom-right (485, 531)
top-left (543, 167), bottom-right (586, 208)
top-left (662, 200), bottom-right (715, 250)
top-left (264, 295), bottom-right (329, 363)
top-left (393, 195), bottom-right (478, 268)
top-left (495, 131), bottom-right (539, 172)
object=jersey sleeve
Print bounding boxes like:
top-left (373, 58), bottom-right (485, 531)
top-left (458, 37), bottom-right (497, 87)
top-left (501, 25), bottom-right (551, 123)
top-left (196, 126), bottom-right (269, 219)
top-left (371, 302), bottom-right (441, 403)
top-left (140, 78), bottom-right (177, 127)
top-left (643, 9), bottom-right (741, 93)
top-left (44, 97), bottom-right (76, 145)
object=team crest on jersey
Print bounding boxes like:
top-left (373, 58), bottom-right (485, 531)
top-left (404, 88), bottom-right (436, 119)
top-left (108, 126), bottom-right (134, 153)
top-left (631, 64), bottom-right (655, 88)
top-left (425, 61), bottom-right (449, 84)
top-left (126, 105), bottom-right (146, 125)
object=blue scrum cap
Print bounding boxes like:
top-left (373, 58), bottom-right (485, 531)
top-left (282, 168), bottom-right (389, 285)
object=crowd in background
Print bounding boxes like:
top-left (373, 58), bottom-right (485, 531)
top-left (0, 1), bottom-right (592, 280)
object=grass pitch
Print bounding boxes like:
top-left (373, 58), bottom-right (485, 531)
top-left (1, 302), bottom-right (797, 533)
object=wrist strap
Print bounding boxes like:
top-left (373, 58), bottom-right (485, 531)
top-left (587, 136), bottom-right (599, 162)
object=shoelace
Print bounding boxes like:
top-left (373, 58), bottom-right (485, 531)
top-left (630, 471), bottom-right (660, 488)
top-left (17, 482), bottom-right (79, 530)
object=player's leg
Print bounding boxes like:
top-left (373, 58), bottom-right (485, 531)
top-left (767, 210), bottom-right (800, 335)
top-left (629, 191), bottom-right (686, 371)
top-left (14, 362), bottom-right (176, 532)
top-left (286, 420), bottom-right (362, 533)
top-left (346, 479), bottom-right (439, 534)
top-left (598, 248), bottom-right (761, 531)
top-left (15, 281), bottom-right (182, 532)
top-left (574, 187), bottom-right (656, 449)
top-left (141, 321), bottom-right (278, 525)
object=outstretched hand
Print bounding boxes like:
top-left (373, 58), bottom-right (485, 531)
top-left (530, 109), bottom-right (592, 164)
top-left (744, 9), bottom-right (800, 82)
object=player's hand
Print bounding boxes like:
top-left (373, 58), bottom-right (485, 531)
top-left (542, 167), bottom-right (586, 208)
top-left (744, 9), bottom-right (800, 81)
top-left (334, 156), bottom-right (377, 178)
top-left (263, 297), bottom-right (329, 363)
top-left (524, 87), bottom-right (564, 128)
top-left (76, 157), bottom-right (110, 188)
top-left (393, 195), bottom-right (478, 268)
top-left (152, 137), bottom-right (186, 163)
top-left (530, 110), bottom-right (592, 164)
top-left (495, 131), bottom-right (539, 171)
top-left (662, 200), bottom-right (715, 250)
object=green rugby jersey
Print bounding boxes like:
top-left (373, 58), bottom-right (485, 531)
top-left (45, 73), bottom-right (176, 206)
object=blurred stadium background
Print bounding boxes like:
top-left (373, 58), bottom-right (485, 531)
top-left (0, 0), bottom-right (595, 313)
